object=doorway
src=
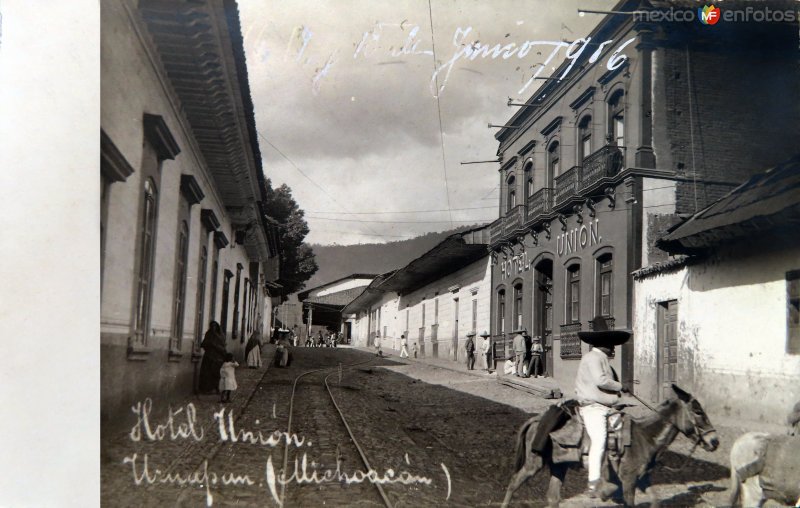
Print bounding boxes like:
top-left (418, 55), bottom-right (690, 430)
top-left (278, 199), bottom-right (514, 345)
top-left (656, 300), bottom-right (679, 401)
top-left (534, 259), bottom-right (554, 377)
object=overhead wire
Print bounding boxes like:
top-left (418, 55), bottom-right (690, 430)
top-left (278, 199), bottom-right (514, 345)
top-left (427, 0), bottom-right (454, 228)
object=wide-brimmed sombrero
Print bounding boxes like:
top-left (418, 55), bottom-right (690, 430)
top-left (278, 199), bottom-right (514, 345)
top-left (577, 316), bottom-right (631, 347)
top-left (511, 328), bottom-right (530, 336)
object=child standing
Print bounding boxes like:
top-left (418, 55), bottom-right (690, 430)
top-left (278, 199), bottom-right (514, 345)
top-left (413, 342), bottom-right (418, 359)
top-left (219, 353), bottom-right (239, 403)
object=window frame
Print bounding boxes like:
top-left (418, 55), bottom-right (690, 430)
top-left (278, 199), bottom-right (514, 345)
top-left (597, 253), bottom-right (613, 318)
top-left (513, 282), bottom-right (524, 330)
top-left (548, 141), bottom-right (560, 181)
top-left (578, 115), bottom-right (592, 163)
top-left (566, 264), bottom-right (581, 324)
top-left (608, 90), bottom-right (625, 147)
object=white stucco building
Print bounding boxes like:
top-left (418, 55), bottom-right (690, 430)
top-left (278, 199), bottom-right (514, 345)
top-left (633, 157), bottom-right (800, 426)
top-left (344, 227), bottom-right (493, 364)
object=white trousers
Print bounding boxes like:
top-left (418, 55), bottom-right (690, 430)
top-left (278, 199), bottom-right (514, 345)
top-left (579, 403), bottom-right (610, 483)
top-left (400, 345), bottom-right (409, 358)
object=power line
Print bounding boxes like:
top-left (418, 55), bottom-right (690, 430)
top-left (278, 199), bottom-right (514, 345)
top-left (427, 0), bottom-right (454, 228)
top-left (306, 216), bottom-right (492, 224)
top-left (305, 205), bottom-right (496, 215)
top-left (257, 131), bottom-right (385, 238)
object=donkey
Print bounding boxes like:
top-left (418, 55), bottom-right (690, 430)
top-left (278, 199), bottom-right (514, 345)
top-left (501, 385), bottom-right (719, 507)
top-left (728, 432), bottom-right (800, 507)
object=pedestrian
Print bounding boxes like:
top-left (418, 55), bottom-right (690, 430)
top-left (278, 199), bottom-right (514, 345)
top-left (199, 321), bottom-right (226, 394)
top-left (512, 329), bottom-right (528, 377)
top-left (245, 327), bottom-right (262, 368)
top-left (465, 331), bottom-right (476, 370)
top-left (219, 352), bottom-right (239, 403)
top-left (400, 334), bottom-right (409, 358)
top-left (526, 336), bottom-right (544, 377)
top-left (374, 334), bottom-right (383, 357)
top-left (575, 315), bottom-right (631, 498)
top-left (479, 331), bottom-right (492, 371)
top-left (503, 358), bottom-right (516, 375)
top-left (413, 342), bottom-right (418, 359)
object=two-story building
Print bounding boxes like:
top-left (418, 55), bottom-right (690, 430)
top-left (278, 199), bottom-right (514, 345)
top-left (101, 0), bottom-right (280, 423)
top-left (488, 0), bottom-right (800, 392)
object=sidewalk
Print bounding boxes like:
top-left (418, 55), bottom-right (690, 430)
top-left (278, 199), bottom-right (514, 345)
top-left (354, 345), bottom-right (567, 399)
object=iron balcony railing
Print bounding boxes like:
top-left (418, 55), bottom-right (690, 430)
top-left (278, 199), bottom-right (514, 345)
top-left (489, 217), bottom-right (504, 244)
top-left (559, 322), bottom-right (582, 359)
top-left (526, 187), bottom-right (554, 220)
top-left (554, 166), bottom-right (581, 205)
top-left (580, 145), bottom-right (625, 191)
top-left (503, 204), bottom-right (526, 236)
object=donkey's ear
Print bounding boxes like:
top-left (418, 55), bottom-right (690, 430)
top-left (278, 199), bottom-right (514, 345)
top-left (671, 384), bottom-right (691, 402)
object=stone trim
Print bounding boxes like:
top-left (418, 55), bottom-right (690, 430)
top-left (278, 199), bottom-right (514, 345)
top-left (180, 174), bottom-right (204, 205)
top-left (101, 130), bottom-right (134, 182)
top-left (143, 113), bottom-right (181, 161)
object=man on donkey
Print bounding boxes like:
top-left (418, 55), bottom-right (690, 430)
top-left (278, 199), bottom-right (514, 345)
top-left (575, 315), bottom-right (631, 498)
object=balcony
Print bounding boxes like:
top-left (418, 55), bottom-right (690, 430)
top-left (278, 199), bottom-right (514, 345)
top-left (580, 145), bottom-right (625, 191)
top-left (489, 217), bottom-right (504, 244)
top-left (554, 166), bottom-right (581, 206)
top-left (559, 322), bottom-right (582, 359)
top-left (503, 205), bottom-right (526, 236)
top-left (526, 187), bottom-right (554, 220)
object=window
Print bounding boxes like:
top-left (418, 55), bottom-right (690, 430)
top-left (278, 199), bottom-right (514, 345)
top-left (209, 246), bottom-right (219, 321)
top-left (609, 91), bottom-right (624, 146)
top-left (194, 243), bottom-right (208, 351)
top-left (497, 289), bottom-right (506, 334)
top-left (578, 116), bottom-right (592, 162)
top-left (471, 299), bottom-right (478, 333)
top-left (513, 283), bottom-right (523, 330)
top-left (241, 279), bottom-right (249, 343)
top-left (221, 269), bottom-right (233, 334)
top-left (507, 175), bottom-right (516, 212)
top-left (232, 264), bottom-right (243, 339)
top-left (524, 161), bottom-right (534, 198)
top-left (548, 141), bottom-right (560, 182)
top-left (788, 270), bottom-right (800, 354)
top-left (566, 264), bottom-right (581, 324)
top-left (170, 220), bottom-right (190, 353)
top-left (133, 177), bottom-right (159, 348)
top-left (596, 254), bottom-right (613, 317)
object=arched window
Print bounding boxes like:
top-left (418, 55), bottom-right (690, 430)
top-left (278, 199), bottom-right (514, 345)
top-left (171, 220), bottom-right (190, 351)
top-left (547, 141), bottom-right (560, 185)
top-left (566, 263), bottom-right (581, 324)
top-left (578, 115), bottom-right (592, 162)
top-left (524, 160), bottom-right (534, 198)
top-left (596, 253), bottom-right (613, 317)
top-left (507, 175), bottom-right (516, 212)
top-left (513, 283), bottom-right (524, 330)
top-left (497, 289), bottom-right (506, 335)
top-left (608, 91), bottom-right (624, 146)
top-left (134, 178), bottom-right (158, 347)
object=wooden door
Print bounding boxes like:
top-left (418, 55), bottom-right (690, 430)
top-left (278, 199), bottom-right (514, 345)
top-left (534, 260), bottom-right (554, 377)
top-left (657, 300), bottom-right (679, 401)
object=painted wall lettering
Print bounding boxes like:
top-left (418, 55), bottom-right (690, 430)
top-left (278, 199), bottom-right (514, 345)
top-left (556, 219), bottom-right (602, 257)
top-left (500, 250), bottom-right (530, 280)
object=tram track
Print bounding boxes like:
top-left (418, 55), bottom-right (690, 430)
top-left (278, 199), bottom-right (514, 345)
top-left (279, 356), bottom-right (393, 508)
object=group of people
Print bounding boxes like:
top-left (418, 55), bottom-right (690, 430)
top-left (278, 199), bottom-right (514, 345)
top-left (463, 331), bottom-right (492, 371)
top-left (198, 320), bottom-right (264, 403)
top-left (304, 330), bottom-right (340, 348)
top-left (503, 329), bottom-right (545, 378)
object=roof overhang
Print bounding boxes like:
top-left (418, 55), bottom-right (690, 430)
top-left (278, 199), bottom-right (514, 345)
top-left (377, 227), bottom-right (490, 293)
top-left (138, 0), bottom-right (275, 261)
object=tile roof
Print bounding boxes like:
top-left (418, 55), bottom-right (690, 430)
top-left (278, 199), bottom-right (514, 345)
top-left (657, 155), bottom-right (800, 254)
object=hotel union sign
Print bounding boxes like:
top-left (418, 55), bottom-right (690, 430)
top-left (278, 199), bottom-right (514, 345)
top-left (499, 220), bottom-right (603, 280)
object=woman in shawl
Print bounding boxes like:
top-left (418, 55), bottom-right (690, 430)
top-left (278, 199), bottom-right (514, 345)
top-left (199, 321), bottom-right (226, 393)
top-left (245, 326), bottom-right (262, 368)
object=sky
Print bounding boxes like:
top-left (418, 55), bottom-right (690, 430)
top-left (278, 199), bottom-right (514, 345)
top-left (239, 0), bottom-right (617, 245)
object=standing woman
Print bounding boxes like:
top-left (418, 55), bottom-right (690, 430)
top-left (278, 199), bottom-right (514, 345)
top-left (245, 326), bottom-right (262, 368)
top-left (199, 321), bottom-right (226, 393)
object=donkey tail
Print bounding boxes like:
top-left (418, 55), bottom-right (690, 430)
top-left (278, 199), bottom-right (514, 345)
top-left (514, 416), bottom-right (538, 472)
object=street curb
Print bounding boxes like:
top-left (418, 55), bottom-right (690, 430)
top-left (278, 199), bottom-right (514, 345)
top-left (352, 346), bottom-right (497, 380)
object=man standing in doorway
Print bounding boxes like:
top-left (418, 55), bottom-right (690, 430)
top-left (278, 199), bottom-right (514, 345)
top-left (400, 334), bottom-right (409, 358)
top-left (575, 316), bottom-right (630, 498)
top-left (465, 331), bottom-right (476, 370)
top-left (526, 336), bottom-right (544, 378)
top-left (512, 329), bottom-right (528, 377)
top-left (480, 331), bottom-right (492, 371)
